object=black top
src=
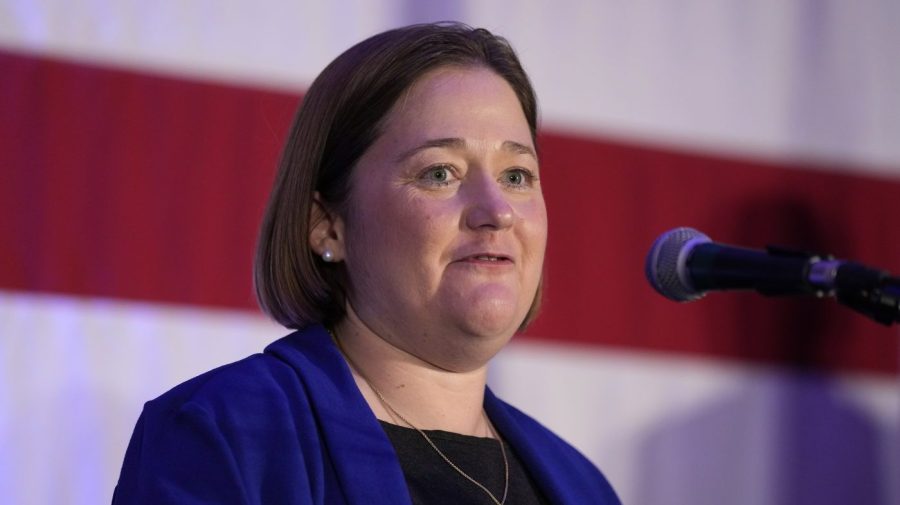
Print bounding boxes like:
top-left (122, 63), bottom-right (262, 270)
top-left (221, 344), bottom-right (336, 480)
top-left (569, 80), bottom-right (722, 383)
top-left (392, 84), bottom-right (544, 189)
top-left (380, 421), bottom-right (552, 505)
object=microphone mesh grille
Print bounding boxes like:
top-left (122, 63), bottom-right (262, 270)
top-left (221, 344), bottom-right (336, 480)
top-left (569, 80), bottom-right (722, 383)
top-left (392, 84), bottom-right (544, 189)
top-left (645, 227), bottom-right (708, 302)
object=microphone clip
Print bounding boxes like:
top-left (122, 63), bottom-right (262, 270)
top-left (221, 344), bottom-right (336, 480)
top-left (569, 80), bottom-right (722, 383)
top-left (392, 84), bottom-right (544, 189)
top-left (764, 245), bottom-right (899, 326)
top-left (761, 246), bottom-right (900, 325)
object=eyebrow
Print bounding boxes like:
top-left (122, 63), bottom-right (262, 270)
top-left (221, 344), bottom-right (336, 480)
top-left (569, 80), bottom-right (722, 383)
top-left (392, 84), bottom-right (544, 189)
top-left (395, 137), bottom-right (537, 163)
top-left (501, 140), bottom-right (537, 159)
top-left (395, 138), bottom-right (465, 162)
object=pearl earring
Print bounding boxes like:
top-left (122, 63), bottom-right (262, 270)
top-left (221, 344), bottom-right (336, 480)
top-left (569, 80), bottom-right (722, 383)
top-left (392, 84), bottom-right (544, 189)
top-left (322, 249), bottom-right (335, 262)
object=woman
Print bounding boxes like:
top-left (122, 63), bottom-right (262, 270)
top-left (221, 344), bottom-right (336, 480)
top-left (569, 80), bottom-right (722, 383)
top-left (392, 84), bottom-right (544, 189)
top-left (113, 23), bottom-right (620, 505)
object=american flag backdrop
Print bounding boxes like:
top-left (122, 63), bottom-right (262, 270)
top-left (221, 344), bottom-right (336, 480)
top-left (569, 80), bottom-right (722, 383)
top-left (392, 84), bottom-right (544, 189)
top-left (1, 2), bottom-right (899, 504)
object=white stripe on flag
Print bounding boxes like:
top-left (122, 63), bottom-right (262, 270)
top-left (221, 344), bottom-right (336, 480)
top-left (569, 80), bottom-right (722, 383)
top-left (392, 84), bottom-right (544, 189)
top-left (2, 290), bottom-right (897, 505)
top-left (1, 0), bottom-right (898, 173)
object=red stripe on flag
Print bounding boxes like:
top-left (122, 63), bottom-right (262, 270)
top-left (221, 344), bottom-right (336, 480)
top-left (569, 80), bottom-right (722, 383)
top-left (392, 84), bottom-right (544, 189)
top-left (2, 50), bottom-right (897, 374)
top-left (530, 131), bottom-right (900, 374)
top-left (1, 49), bottom-right (297, 309)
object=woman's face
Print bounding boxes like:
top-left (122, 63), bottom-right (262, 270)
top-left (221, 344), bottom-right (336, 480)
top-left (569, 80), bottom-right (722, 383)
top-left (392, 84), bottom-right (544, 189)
top-left (339, 66), bottom-right (547, 370)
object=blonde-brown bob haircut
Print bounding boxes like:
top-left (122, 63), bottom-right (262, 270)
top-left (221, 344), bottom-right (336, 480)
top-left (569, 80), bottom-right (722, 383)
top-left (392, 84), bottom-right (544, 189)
top-left (254, 22), bottom-right (542, 330)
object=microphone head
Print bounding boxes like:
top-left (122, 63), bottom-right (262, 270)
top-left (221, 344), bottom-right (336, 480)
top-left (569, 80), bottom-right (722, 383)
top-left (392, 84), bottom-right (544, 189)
top-left (645, 227), bottom-right (711, 302)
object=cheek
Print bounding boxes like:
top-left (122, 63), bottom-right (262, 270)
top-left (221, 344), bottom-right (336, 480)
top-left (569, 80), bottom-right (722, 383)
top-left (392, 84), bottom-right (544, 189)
top-left (518, 197), bottom-right (548, 252)
top-left (394, 199), bottom-right (460, 263)
top-left (351, 193), bottom-right (457, 270)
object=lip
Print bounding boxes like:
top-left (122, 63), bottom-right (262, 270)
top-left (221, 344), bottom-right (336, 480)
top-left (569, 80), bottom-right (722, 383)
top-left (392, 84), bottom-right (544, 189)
top-left (453, 251), bottom-right (515, 265)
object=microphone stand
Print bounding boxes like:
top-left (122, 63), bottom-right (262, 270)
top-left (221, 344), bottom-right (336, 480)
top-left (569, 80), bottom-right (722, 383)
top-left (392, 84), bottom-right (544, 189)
top-left (758, 247), bottom-right (899, 326)
top-left (832, 263), bottom-right (900, 326)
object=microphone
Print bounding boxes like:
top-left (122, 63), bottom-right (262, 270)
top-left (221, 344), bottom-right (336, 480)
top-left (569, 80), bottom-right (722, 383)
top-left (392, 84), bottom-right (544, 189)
top-left (644, 227), bottom-right (900, 325)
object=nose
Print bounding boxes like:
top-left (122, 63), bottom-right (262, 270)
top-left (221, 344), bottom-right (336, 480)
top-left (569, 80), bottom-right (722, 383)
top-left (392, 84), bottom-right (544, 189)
top-left (463, 172), bottom-right (514, 230)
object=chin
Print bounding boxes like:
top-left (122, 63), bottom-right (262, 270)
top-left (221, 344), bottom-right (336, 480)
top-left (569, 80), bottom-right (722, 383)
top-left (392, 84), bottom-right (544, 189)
top-left (441, 282), bottom-right (533, 339)
top-left (435, 318), bottom-right (520, 373)
top-left (456, 300), bottom-right (526, 340)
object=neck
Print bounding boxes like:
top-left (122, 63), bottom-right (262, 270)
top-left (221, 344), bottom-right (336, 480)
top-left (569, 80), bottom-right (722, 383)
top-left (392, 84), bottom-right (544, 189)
top-left (332, 308), bottom-right (492, 437)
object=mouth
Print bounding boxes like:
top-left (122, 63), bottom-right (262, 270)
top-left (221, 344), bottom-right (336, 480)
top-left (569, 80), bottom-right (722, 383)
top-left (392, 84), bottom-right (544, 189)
top-left (459, 253), bottom-right (513, 264)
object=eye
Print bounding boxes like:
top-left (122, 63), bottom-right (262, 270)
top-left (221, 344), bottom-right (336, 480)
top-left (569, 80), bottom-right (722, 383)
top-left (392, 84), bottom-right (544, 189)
top-left (419, 165), bottom-right (455, 187)
top-left (501, 168), bottom-right (536, 188)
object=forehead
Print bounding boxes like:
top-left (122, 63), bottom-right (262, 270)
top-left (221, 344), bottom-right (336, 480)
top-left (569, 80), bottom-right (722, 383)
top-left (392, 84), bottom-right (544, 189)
top-left (379, 65), bottom-right (532, 146)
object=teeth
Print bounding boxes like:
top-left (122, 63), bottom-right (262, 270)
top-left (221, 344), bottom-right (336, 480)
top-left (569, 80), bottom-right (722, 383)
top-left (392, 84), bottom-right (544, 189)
top-left (476, 256), bottom-right (499, 261)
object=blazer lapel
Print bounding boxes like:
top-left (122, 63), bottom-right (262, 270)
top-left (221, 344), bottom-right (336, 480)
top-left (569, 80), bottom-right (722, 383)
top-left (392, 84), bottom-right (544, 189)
top-left (267, 326), bottom-right (413, 505)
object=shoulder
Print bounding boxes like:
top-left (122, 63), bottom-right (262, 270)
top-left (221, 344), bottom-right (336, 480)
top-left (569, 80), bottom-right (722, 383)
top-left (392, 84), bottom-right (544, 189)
top-left (140, 327), bottom-right (331, 433)
top-left (113, 331), bottom-right (328, 504)
top-left (487, 392), bottom-right (622, 504)
top-left (491, 396), bottom-right (588, 461)
top-left (144, 352), bottom-right (299, 419)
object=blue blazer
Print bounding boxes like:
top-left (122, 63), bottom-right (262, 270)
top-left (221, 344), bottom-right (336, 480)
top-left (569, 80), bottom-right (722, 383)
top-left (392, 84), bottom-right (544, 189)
top-left (113, 325), bottom-right (620, 504)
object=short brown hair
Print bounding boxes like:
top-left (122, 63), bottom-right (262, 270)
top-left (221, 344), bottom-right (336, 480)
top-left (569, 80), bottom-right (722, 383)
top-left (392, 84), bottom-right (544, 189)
top-left (254, 22), bottom-right (541, 329)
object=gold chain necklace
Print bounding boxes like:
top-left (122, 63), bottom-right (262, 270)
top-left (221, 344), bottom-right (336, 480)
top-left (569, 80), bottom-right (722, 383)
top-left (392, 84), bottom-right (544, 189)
top-left (332, 333), bottom-right (509, 505)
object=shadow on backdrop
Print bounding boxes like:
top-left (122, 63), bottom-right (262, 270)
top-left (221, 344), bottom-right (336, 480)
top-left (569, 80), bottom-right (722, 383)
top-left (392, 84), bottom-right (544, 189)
top-left (634, 194), bottom-right (883, 505)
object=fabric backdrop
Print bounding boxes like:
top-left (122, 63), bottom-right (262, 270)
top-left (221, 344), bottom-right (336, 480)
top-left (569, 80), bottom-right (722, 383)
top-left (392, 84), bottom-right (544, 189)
top-left (1, 1), bottom-right (899, 504)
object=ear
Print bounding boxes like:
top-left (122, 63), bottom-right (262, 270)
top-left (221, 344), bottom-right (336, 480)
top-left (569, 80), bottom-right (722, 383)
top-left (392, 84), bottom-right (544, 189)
top-left (309, 192), bottom-right (346, 262)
